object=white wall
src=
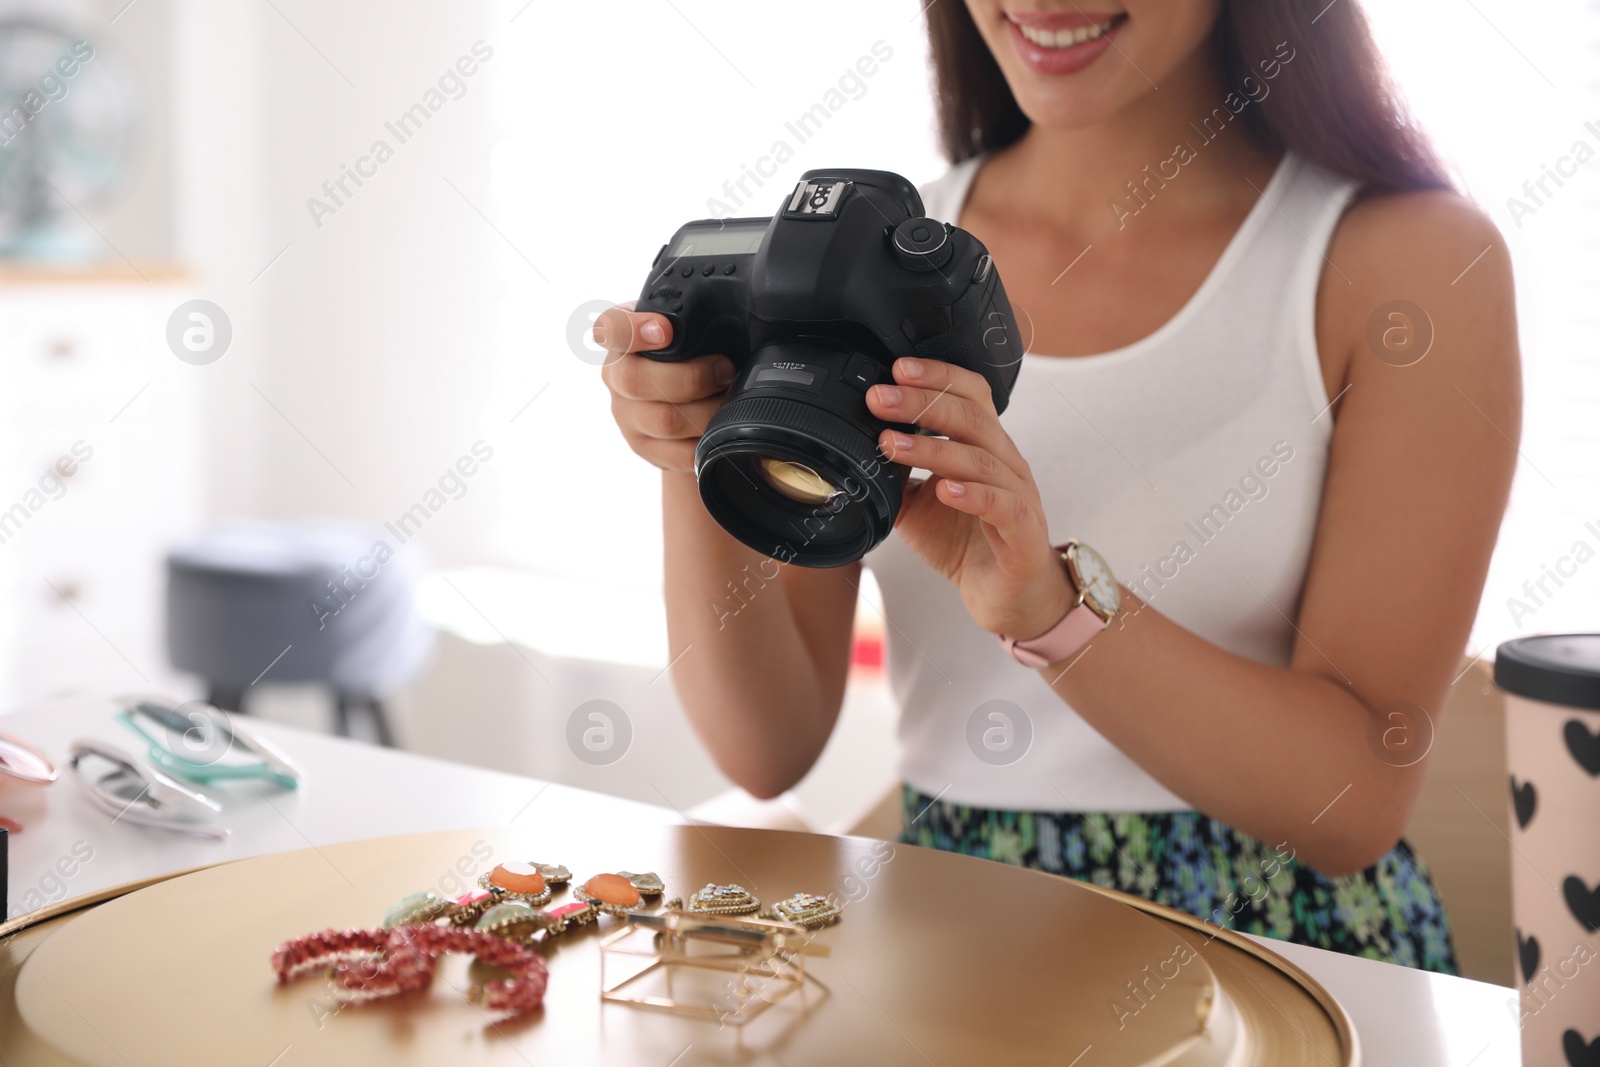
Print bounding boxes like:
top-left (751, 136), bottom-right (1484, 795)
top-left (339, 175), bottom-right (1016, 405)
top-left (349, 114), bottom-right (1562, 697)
top-left (483, 1), bottom-right (946, 592)
top-left (157, 0), bottom-right (945, 583)
top-left (163, 0), bottom-right (504, 567)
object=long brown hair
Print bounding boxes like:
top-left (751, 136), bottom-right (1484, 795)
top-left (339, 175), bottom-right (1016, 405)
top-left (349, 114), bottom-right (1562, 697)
top-left (924, 1), bottom-right (1452, 193)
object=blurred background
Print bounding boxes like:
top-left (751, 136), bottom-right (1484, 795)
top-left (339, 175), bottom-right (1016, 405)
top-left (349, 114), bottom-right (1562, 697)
top-left (0, 0), bottom-right (1594, 983)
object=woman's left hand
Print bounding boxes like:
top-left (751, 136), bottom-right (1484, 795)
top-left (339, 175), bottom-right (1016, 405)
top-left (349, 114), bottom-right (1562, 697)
top-left (867, 356), bottom-right (1076, 641)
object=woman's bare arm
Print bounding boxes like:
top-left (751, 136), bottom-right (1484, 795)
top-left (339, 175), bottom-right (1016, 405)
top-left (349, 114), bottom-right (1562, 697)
top-left (661, 471), bottom-right (858, 798)
top-left (596, 307), bottom-right (857, 798)
top-left (1039, 192), bottom-right (1519, 875)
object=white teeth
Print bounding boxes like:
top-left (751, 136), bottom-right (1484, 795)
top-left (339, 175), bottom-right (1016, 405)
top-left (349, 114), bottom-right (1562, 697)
top-left (1017, 17), bottom-right (1117, 49)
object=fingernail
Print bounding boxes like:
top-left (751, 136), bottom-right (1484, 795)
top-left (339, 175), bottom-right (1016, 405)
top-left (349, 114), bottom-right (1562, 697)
top-left (943, 480), bottom-right (966, 497)
top-left (875, 385), bottom-right (902, 406)
top-left (898, 358), bottom-right (925, 380)
top-left (889, 432), bottom-right (915, 453)
top-left (640, 320), bottom-right (665, 346)
top-left (715, 359), bottom-right (736, 385)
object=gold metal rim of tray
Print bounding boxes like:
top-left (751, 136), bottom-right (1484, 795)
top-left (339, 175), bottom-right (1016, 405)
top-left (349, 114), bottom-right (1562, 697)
top-left (1072, 878), bottom-right (1361, 1063)
top-left (0, 866), bottom-right (217, 940)
top-left (1, 869), bottom-right (217, 1067)
top-left (0, 842), bottom-right (1359, 1066)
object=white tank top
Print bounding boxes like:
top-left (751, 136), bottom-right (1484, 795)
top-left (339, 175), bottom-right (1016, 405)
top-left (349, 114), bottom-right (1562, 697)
top-left (866, 151), bottom-right (1360, 812)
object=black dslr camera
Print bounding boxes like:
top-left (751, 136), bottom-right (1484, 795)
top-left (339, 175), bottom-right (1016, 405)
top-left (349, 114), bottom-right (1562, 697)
top-left (636, 168), bottom-right (1023, 567)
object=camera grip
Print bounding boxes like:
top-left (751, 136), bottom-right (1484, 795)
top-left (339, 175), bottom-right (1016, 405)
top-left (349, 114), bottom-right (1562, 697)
top-left (906, 276), bottom-right (1024, 415)
top-left (635, 269), bottom-right (751, 363)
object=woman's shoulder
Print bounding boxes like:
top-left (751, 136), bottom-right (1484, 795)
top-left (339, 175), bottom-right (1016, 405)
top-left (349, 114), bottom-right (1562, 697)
top-left (1319, 181), bottom-right (1519, 415)
top-left (1283, 151), bottom-right (1502, 262)
top-left (1335, 185), bottom-right (1508, 280)
top-left (1331, 184), bottom-right (1513, 342)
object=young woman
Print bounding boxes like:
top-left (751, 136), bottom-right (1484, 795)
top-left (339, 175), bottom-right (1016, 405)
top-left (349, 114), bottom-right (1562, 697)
top-left (597, 0), bottom-right (1518, 973)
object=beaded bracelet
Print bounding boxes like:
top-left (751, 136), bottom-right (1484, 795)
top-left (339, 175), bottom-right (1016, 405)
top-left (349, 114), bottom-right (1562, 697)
top-left (270, 924), bottom-right (549, 1017)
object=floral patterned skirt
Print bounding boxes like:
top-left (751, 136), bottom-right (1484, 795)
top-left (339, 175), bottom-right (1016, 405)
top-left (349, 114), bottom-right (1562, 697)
top-left (901, 785), bottom-right (1459, 974)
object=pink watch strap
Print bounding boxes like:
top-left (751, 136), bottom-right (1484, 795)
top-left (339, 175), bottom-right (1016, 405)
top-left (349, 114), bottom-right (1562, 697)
top-left (998, 600), bottom-right (1106, 669)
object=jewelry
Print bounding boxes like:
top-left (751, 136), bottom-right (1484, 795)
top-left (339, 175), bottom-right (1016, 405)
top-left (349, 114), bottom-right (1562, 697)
top-left (998, 540), bottom-right (1119, 668)
top-left (449, 887), bottom-right (498, 926)
top-left (478, 861), bottom-right (553, 906)
top-left (270, 925), bottom-right (549, 1017)
top-left (531, 862), bottom-right (571, 886)
top-left (382, 890), bottom-right (452, 928)
top-left (573, 873), bottom-right (646, 915)
top-left (685, 883), bottom-right (760, 916)
top-left (542, 900), bottom-right (600, 936)
top-left (618, 870), bottom-right (665, 895)
top-left (475, 902), bottom-right (546, 944)
top-left (766, 892), bottom-right (842, 929)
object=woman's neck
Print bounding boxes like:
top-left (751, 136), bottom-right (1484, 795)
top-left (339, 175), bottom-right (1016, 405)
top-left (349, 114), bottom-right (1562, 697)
top-left (984, 43), bottom-right (1278, 236)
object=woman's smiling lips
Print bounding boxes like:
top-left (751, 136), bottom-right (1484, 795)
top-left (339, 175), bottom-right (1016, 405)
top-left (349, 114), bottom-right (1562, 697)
top-left (1004, 9), bottom-right (1128, 75)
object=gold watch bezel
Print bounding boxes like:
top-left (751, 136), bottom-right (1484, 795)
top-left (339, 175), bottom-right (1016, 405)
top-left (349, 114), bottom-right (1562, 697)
top-left (1061, 540), bottom-right (1121, 622)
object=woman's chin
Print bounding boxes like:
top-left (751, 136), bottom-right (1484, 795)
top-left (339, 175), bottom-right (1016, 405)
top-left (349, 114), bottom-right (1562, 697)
top-left (1009, 85), bottom-right (1134, 134)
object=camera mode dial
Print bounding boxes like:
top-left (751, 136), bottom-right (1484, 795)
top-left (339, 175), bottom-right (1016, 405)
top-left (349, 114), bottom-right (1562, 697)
top-left (892, 217), bottom-right (953, 272)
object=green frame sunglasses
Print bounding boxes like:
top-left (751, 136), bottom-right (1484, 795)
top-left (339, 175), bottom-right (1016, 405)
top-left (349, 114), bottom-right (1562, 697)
top-left (116, 699), bottom-right (301, 790)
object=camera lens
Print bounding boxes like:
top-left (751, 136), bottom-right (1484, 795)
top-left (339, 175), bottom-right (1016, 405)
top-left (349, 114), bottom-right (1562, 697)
top-left (694, 344), bottom-right (904, 568)
top-left (757, 457), bottom-right (839, 506)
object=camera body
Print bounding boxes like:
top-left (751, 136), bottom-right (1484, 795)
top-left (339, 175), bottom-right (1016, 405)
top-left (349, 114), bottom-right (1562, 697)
top-left (636, 168), bottom-right (1024, 567)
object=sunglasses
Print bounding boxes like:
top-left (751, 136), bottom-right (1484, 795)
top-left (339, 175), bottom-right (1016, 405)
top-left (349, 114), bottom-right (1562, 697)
top-left (0, 732), bottom-right (57, 833)
top-left (0, 732), bottom-right (57, 787)
top-left (67, 739), bottom-right (229, 840)
top-left (116, 699), bottom-right (301, 790)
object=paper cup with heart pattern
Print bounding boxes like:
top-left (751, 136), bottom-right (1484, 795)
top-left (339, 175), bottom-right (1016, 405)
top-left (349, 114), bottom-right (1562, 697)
top-left (1496, 634), bottom-right (1600, 1067)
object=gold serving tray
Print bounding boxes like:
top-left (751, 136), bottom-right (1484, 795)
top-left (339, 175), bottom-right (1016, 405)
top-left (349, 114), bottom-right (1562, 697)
top-left (0, 826), bottom-right (1357, 1066)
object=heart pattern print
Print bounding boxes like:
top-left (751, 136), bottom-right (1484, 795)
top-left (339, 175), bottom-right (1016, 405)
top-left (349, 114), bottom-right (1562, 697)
top-left (1566, 719), bottom-right (1600, 777)
top-left (1565, 1030), bottom-right (1600, 1067)
top-left (1513, 775), bottom-right (1539, 829)
top-left (1498, 641), bottom-right (1600, 1067)
top-left (1519, 928), bottom-right (1542, 984)
top-left (1564, 877), bottom-right (1600, 935)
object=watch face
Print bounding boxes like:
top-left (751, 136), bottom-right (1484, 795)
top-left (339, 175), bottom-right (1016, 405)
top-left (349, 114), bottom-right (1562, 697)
top-left (1068, 543), bottom-right (1121, 618)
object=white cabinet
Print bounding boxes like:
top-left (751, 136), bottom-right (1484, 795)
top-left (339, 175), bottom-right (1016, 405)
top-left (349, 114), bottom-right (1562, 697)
top-left (0, 274), bottom-right (199, 707)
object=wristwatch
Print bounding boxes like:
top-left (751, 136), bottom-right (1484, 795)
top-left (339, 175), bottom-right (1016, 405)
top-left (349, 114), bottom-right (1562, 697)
top-left (997, 540), bottom-right (1121, 668)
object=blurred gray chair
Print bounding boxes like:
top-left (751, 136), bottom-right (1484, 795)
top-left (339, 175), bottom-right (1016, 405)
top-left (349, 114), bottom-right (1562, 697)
top-left (165, 518), bottom-right (433, 747)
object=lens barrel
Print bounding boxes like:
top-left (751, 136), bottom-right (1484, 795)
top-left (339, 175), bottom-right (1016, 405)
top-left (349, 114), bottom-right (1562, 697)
top-left (694, 345), bottom-right (903, 568)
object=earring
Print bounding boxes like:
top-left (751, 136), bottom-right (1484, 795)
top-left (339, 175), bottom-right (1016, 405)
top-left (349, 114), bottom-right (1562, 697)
top-left (543, 901), bottom-right (601, 935)
top-left (531, 862), bottom-right (572, 886)
top-left (573, 873), bottom-right (648, 915)
top-left (383, 890), bottom-right (453, 928)
top-left (618, 870), bottom-right (665, 896)
top-left (766, 892), bottom-right (842, 929)
top-left (475, 902), bottom-right (547, 944)
top-left (479, 861), bottom-right (554, 906)
top-left (449, 887), bottom-right (499, 926)
top-left (683, 883), bottom-right (761, 916)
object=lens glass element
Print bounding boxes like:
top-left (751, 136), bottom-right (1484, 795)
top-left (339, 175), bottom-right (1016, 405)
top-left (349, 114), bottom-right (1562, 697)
top-left (757, 456), bottom-right (839, 506)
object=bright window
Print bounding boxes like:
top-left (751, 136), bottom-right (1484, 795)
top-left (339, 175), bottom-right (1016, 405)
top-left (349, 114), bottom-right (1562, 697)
top-left (483, 2), bottom-right (942, 604)
top-left (1364, 0), bottom-right (1600, 653)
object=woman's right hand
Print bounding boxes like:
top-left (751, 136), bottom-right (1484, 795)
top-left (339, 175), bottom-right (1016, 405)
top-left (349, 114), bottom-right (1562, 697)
top-left (595, 305), bottom-right (737, 474)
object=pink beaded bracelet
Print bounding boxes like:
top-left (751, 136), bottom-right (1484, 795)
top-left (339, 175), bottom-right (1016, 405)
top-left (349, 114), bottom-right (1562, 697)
top-left (270, 923), bottom-right (549, 1017)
